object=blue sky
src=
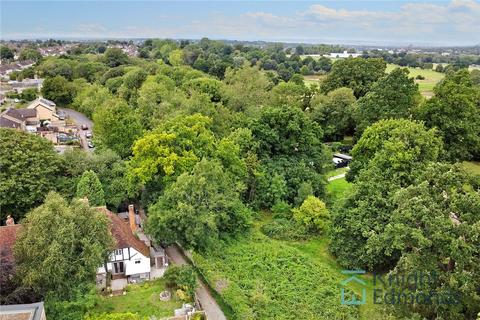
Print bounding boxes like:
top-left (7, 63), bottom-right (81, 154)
top-left (1, 1), bottom-right (479, 46)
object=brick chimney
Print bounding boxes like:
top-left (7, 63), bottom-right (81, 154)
top-left (128, 205), bottom-right (137, 234)
top-left (6, 215), bottom-right (15, 226)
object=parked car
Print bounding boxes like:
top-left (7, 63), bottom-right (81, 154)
top-left (87, 140), bottom-right (95, 148)
top-left (81, 124), bottom-right (88, 130)
top-left (85, 131), bottom-right (92, 138)
top-left (57, 111), bottom-right (65, 120)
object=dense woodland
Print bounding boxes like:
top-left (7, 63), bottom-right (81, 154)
top-left (1, 38), bottom-right (480, 320)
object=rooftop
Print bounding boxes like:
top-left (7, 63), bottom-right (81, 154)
top-left (0, 302), bottom-right (46, 320)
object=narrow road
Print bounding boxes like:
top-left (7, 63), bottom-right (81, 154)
top-left (165, 246), bottom-right (227, 320)
top-left (58, 108), bottom-right (93, 152)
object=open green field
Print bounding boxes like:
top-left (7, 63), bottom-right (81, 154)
top-left (90, 279), bottom-right (182, 318)
top-left (386, 64), bottom-right (444, 97)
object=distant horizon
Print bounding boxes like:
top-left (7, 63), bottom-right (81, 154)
top-left (1, 36), bottom-right (479, 49)
top-left (1, 1), bottom-right (479, 47)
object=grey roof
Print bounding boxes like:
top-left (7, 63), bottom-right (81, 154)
top-left (38, 98), bottom-right (56, 107)
top-left (3, 108), bottom-right (36, 121)
top-left (0, 301), bottom-right (45, 320)
top-left (0, 117), bottom-right (22, 129)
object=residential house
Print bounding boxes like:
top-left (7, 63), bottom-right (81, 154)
top-left (26, 98), bottom-right (64, 127)
top-left (97, 205), bottom-right (153, 283)
top-left (0, 107), bottom-right (36, 130)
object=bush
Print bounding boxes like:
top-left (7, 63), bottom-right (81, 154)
top-left (415, 74), bottom-right (425, 80)
top-left (163, 265), bottom-right (197, 300)
top-left (261, 218), bottom-right (310, 241)
top-left (292, 196), bottom-right (329, 233)
top-left (270, 201), bottom-right (292, 219)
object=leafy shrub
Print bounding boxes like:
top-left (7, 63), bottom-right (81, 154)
top-left (163, 265), bottom-right (197, 300)
top-left (292, 196), bottom-right (329, 233)
top-left (270, 201), bottom-right (292, 219)
top-left (260, 218), bottom-right (310, 241)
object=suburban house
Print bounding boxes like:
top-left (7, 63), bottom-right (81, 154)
top-left (97, 205), bottom-right (167, 285)
top-left (0, 98), bottom-right (65, 131)
top-left (26, 98), bottom-right (65, 128)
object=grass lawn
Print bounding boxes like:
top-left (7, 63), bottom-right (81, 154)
top-left (326, 167), bottom-right (349, 179)
top-left (327, 177), bottom-right (353, 201)
top-left (90, 278), bottom-right (182, 318)
top-left (385, 64), bottom-right (444, 97)
top-left (462, 161), bottom-right (480, 176)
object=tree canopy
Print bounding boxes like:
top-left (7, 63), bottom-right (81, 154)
top-left (0, 129), bottom-right (61, 221)
top-left (147, 159), bottom-right (251, 250)
top-left (14, 192), bottom-right (114, 299)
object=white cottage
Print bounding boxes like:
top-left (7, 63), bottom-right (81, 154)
top-left (97, 206), bottom-right (151, 283)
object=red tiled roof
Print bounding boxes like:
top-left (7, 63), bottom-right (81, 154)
top-left (0, 225), bottom-right (22, 265)
top-left (97, 208), bottom-right (150, 257)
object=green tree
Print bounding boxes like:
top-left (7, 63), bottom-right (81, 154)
top-left (58, 149), bottom-right (128, 210)
top-left (104, 48), bottom-right (129, 67)
top-left (168, 49), bottom-right (185, 66)
top-left (41, 75), bottom-right (76, 105)
top-left (18, 48), bottom-right (42, 62)
top-left (347, 119), bottom-right (443, 182)
top-left (72, 83), bottom-right (112, 118)
top-left (354, 68), bottom-right (420, 134)
top-left (250, 105), bottom-right (330, 206)
top-left (0, 129), bottom-right (61, 221)
top-left (292, 196), bottom-right (329, 233)
top-left (271, 81), bottom-right (308, 109)
top-left (415, 69), bottom-right (480, 161)
top-left (222, 64), bottom-right (272, 115)
top-left (92, 98), bottom-right (143, 158)
top-left (0, 45), bottom-right (14, 60)
top-left (383, 163), bottom-right (480, 319)
top-left (76, 170), bottom-right (105, 206)
top-left (309, 87), bottom-right (356, 141)
top-left (14, 192), bottom-right (114, 299)
top-left (163, 265), bottom-right (197, 300)
top-left (147, 159), bottom-right (251, 250)
top-left (321, 57), bottom-right (386, 98)
top-left (331, 120), bottom-right (443, 270)
top-left (37, 58), bottom-right (75, 80)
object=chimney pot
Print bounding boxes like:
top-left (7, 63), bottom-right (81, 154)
top-left (128, 205), bottom-right (137, 234)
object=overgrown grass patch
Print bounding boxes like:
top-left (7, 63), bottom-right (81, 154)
top-left (193, 232), bottom-right (360, 320)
